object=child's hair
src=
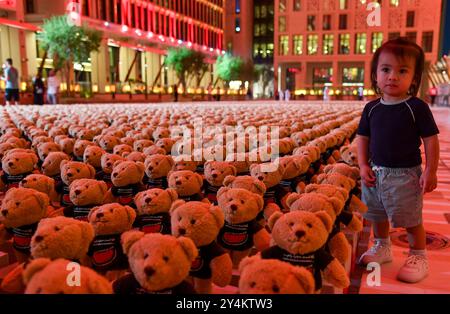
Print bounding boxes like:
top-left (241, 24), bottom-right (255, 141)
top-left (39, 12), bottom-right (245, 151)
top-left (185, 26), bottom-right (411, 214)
top-left (371, 37), bottom-right (425, 96)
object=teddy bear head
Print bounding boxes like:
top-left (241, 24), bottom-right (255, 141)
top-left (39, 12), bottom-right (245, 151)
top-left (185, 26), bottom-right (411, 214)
top-left (167, 170), bottom-right (203, 197)
top-left (238, 255), bottom-right (315, 294)
top-left (0, 187), bottom-right (49, 228)
top-left (88, 203), bottom-right (136, 235)
top-left (121, 231), bottom-right (197, 292)
top-left (304, 184), bottom-right (349, 203)
top-left (152, 127), bottom-right (171, 140)
top-left (60, 160), bottom-right (96, 185)
top-left (133, 139), bottom-right (154, 153)
top-left (0, 142), bottom-right (17, 161)
top-left (204, 161), bottom-right (237, 187)
top-left (222, 175), bottom-right (266, 196)
top-left (69, 179), bottom-right (108, 206)
top-left (76, 129), bottom-right (95, 141)
top-left (217, 187), bottom-right (264, 224)
top-left (73, 140), bottom-right (93, 159)
top-left (249, 162), bottom-right (284, 189)
top-left (100, 153), bottom-right (125, 174)
top-left (96, 135), bottom-right (121, 153)
top-left (172, 155), bottom-right (198, 172)
top-left (170, 201), bottom-right (224, 247)
top-left (37, 142), bottom-right (61, 162)
top-left (31, 136), bottom-right (52, 151)
top-left (113, 144), bottom-right (133, 157)
top-left (24, 258), bottom-right (112, 294)
top-left (30, 216), bottom-right (95, 261)
top-left (1, 150), bottom-right (38, 175)
top-left (20, 174), bottom-right (56, 198)
top-left (83, 145), bottom-right (105, 169)
top-left (134, 188), bottom-right (178, 216)
top-left (268, 210), bottom-right (332, 255)
top-left (277, 156), bottom-right (311, 180)
top-left (143, 145), bottom-right (167, 156)
top-left (155, 138), bottom-right (175, 154)
top-left (307, 138), bottom-right (327, 154)
top-left (41, 152), bottom-right (70, 177)
top-left (290, 131), bottom-right (310, 147)
top-left (340, 145), bottom-right (359, 168)
top-left (286, 192), bottom-right (344, 221)
top-left (111, 160), bottom-right (145, 187)
top-left (58, 137), bottom-right (75, 155)
top-left (293, 146), bottom-right (321, 162)
top-left (323, 163), bottom-right (360, 181)
top-left (316, 173), bottom-right (356, 191)
top-left (225, 152), bottom-right (254, 174)
top-left (120, 137), bottom-right (135, 148)
top-left (144, 154), bottom-right (174, 179)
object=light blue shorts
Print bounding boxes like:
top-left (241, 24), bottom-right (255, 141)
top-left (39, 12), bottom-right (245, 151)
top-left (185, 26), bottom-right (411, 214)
top-left (361, 164), bottom-right (423, 228)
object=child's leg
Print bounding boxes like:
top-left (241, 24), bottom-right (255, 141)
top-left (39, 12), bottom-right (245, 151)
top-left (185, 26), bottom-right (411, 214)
top-left (406, 223), bottom-right (426, 250)
top-left (373, 219), bottom-right (390, 239)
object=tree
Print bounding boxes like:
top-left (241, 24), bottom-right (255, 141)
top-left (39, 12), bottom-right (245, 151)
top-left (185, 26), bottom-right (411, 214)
top-left (38, 16), bottom-right (103, 96)
top-left (214, 53), bottom-right (244, 87)
top-left (165, 47), bottom-right (206, 92)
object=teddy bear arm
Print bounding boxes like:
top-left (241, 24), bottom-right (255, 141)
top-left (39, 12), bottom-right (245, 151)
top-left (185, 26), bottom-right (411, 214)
top-left (210, 253), bottom-right (233, 287)
top-left (322, 258), bottom-right (350, 289)
top-left (328, 232), bottom-right (350, 265)
top-left (349, 195), bottom-right (368, 214)
top-left (0, 263), bottom-right (26, 294)
top-left (103, 189), bottom-right (118, 204)
top-left (263, 203), bottom-right (281, 220)
top-left (253, 228), bottom-right (271, 251)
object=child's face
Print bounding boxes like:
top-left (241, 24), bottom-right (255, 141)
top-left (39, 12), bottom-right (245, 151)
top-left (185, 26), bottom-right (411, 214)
top-left (376, 52), bottom-right (416, 100)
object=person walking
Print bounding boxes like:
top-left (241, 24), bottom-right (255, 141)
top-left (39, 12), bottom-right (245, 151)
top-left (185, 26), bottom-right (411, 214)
top-left (47, 70), bottom-right (60, 104)
top-left (2, 58), bottom-right (20, 105)
top-left (33, 72), bottom-right (45, 106)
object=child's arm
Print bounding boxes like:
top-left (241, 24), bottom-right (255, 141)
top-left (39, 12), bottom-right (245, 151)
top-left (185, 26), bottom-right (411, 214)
top-left (356, 135), bottom-right (375, 187)
top-left (421, 135), bottom-right (439, 194)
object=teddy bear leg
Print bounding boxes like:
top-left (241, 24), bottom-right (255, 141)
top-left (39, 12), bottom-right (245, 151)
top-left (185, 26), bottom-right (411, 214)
top-left (349, 195), bottom-right (368, 214)
top-left (0, 263), bottom-right (26, 294)
top-left (210, 254), bottom-right (233, 287)
top-left (194, 278), bottom-right (213, 294)
top-left (322, 259), bottom-right (350, 289)
top-left (263, 203), bottom-right (280, 221)
top-left (231, 250), bottom-right (251, 269)
top-left (328, 232), bottom-right (350, 265)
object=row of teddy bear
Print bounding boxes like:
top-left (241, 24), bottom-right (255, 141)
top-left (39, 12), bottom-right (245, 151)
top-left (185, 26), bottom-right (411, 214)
top-left (0, 103), bottom-right (363, 294)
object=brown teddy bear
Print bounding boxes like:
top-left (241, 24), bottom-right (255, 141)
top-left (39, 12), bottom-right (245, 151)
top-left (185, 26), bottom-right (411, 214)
top-left (340, 144), bottom-right (358, 167)
top-left (167, 170), bottom-right (207, 202)
top-left (323, 163), bottom-right (360, 182)
top-left (23, 258), bottom-right (112, 294)
top-left (261, 210), bottom-right (350, 292)
top-left (104, 160), bottom-right (146, 208)
top-left (144, 154), bottom-right (174, 189)
top-left (113, 232), bottom-right (197, 294)
top-left (171, 200), bottom-right (232, 293)
top-left (73, 140), bottom-right (93, 162)
top-left (133, 139), bottom-right (154, 152)
top-left (20, 174), bottom-right (60, 207)
top-left (57, 137), bottom-right (75, 156)
top-left (96, 135), bottom-right (121, 153)
top-left (238, 255), bottom-right (315, 294)
top-left (41, 151), bottom-right (70, 187)
top-left (58, 160), bottom-right (96, 207)
top-left (293, 145), bottom-right (322, 178)
top-left (113, 144), bottom-right (133, 157)
top-left (0, 188), bottom-right (49, 261)
top-left (87, 203), bottom-right (136, 273)
top-left (123, 151), bottom-right (146, 163)
top-left (83, 145), bottom-right (105, 176)
top-left (36, 142), bottom-right (61, 164)
top-left (216, 187), bottom-right (270, 268)
top-left (133, 188), bottom-right (177, 234)
top-left (222, 175), bottom-right (267, 196)
top-left (172, 155), bottom-right (198, 172)
top-left (203, 161), bottom-right (237, 204)
top-left (64, 179), bottom-right (108, 221)
top-left (98, 153), bottom-right (126, 188)
top-left (1, 149), bottom-right (39, 190)
top-left (277, 155), bottom-right (312, 208)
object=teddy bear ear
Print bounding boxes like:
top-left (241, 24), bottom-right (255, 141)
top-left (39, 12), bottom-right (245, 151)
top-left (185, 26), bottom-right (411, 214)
top-left (253, 179), bottom-right (267, 195)
top-left (238, 255), bottom-right (260, 273)
top-left (329, 196), bottom-right (344, 214)
top-left (216, 186), bottom-right (230, 200)
top-left (23, 258), bottom-right (52, 285)
top-left (80, 221), bottom-right (95, 244)
top-left (195, 173), bottom-right (203, 187)
top-left (166, 188), bottom-right (178, 202)
top-left (229, 164), bottom-right (237, 176)
top-left (209, 205), bottom-right (225, 229)
top-left (86, 164), bottom-right (96, 178)
top-left (32, 191), bottom-right (50, 214)
top-left (316, 174), bottom-right (326, 184)
top-left (336, 187), bottom-right (349, 200)
top-left (170, 199), bottom-right (186, 214)
top-left (305, 184), bottom-right (319, 194)
top-left (177, 236), bottom-right (198, 262)
top-left (286, 193), bottom-right (301, 209)
top-left (166, 170), bottom-right (174, 181)
top-left (253, 193), bottom-right (264, 212)
top-left (314, 210), bottom-right (333, 233)
top-left (113, 160), bottom-right (122, 169)
top-left (121, 230), bottom-right (145, 255)
top-left (125, 206), bottom-right (137, 225)
top-left (267, 211), bottom-right (283, 231)
top-left (98, 181), bottom-right (108, 195)
top-left (203, 161), bottom-right (211, 170)
top-left (291, 266), bottom-right (315, 294)
top-left (323, 165), bottom-right (333, 174)
top-left (249, 163), bottom-right (259, 173)
top-left (166, 155), bottom-right (175, 167)
top-left (340, 146), bottom-right (349, 154)
top-left (222, 175), bottom-right (235, 187)
top-left (135, 161), bottom-right (145, 174)
top-left (88, 206), bottom-right (100, 221)
top-left (30, 153), bottom-right (39, 166)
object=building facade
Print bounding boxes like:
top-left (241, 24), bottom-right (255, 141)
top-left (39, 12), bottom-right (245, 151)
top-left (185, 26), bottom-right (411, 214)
top-left (274, 0), bottom-right (444, 99)
top-left (0, 0), bottom-right (226, 97)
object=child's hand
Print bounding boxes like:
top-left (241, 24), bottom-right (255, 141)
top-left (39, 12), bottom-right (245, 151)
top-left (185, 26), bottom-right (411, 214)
top-left (360, 164), bottom-right (376, 187)
top-left (420, 170), bottom-right (438, 194)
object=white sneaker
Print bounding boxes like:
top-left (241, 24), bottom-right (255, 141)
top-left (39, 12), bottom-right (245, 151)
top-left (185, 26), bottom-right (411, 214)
top-left (358, 240), bottom-right (393, 266)
top-left (397, 254), bottom-right (429, 283)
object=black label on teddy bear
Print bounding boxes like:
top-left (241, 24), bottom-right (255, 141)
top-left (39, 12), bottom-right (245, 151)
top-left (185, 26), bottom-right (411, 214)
top-left (191, 252), bottom-right (204, 273)
top-left (73, 206), bottom-right (93, 221)
top-left (134, 213), bottom-right (171, 234)
top-left (2, 172), bottom-right (31, 189)
top-left (111, 184), bottom-right (140, 208)
top-left (88, 234), bottom-right (127, 270)
top-left (263, 188), bottom-right (276, 205)
top-left (204, 182), bottom-right (220, 204)
top-left (7, 222), bottom-right (38, 253)
top-left (218, 221), bottom-right (252, 250)
top-left (145, 177), bottom-right (168, 190)
top-left (61, 184), bottom-right (73, 206)
top-left (189, 241), bottom-right (226, 279)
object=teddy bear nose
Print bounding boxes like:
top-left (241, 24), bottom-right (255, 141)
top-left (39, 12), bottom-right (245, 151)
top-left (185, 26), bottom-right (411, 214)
top-left (144, 266), bottom-right (155, 277)
top-left (113, 172), bottom-right (118, 178)
top-left (8, 161), bottom-right (13, 167)
top-left (22, 179), bottom-right (27, 184)
top-left (176, 180), bottom-right (182, 185)
top-left (34, 235), bottom-right (44, 243)
top-left (1, 209), bottom-right (8, 216)
top-left (212, 173), bottom-right (218, 178)
top-left (148, 166), bottom-right (153, 171)
top-left (258, 176), bottom-right (264, 181)
top-left (295, 230), bottom-right (305, 238)
top-left (75, 189), bottom-right (81, 195)
top-left (145, 197), bottom-right (152, 204)
top-left (96, 212), bottom-right (104, 218)
top-left (67, 173), bottom-right (73, 177)
top-left (106, 162), bottom-right (111, 167)
top-left (178, 228), bottom-right (186, 235)
top-left (230, 204), bottom-right (238, 212)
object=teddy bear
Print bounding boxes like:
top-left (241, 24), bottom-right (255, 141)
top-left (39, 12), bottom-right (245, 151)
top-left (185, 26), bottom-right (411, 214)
top-left (63, 179), bottom-right (108, 221)
top-left (293, 145), bottom-right (322, 179)
top-left (57, 137), bottom-right (75, 156)
top-left (155, 138), bottom-right (176, 155)
top-left (277, 155), bottom-right (312, 208)
top-left (203, 161), bottom-right (237, 204)
top-left (19, 174), bottom-right (60, 207)
top-left (172, 155), bottom-right (198, 172)
top-left (58, 160), bottom-right (96, 208)
top-left (225, 152), bottom-right (254, 175)
top-left (216, 187), bottom-right (270, 268)
top-left (73, 139), bottom-right (93, 162)
top-left (143, 145), bottom-right (167, 156)
top-left (113, 144), bottom-right (133, 157)
top-left (222, 175), bottom-right (267, 196)
top-left (36, 142), bottom-right (61, 165)
top-left (0, 188), bottom-right (49, 262)
top-left (286, 191), bottom-right (360, 265)
top-left (123, 151), bottom-right (146, 163)
top-left (103, 160), bottom-right (146, 208)
top-left (41, 151), bottom-right (70, 188)
top-left (96, 135), bottom-right (121, 153)
top-left (144, 154), bottom-right (174, 189)
top-left (23, 258), bottom-right (112, 294)
top-left (83, 145), bottom-right (105, 177)
top-left (238, 255), bottom-right (315, 294)
top-left (0, 142), bottom-right (18, 168)
top-left (87, 203), bottom-right (136, 274)
top-left (133, 188), bottom-right (177, 234)
top-left (98, 153), bottom-right (126, 188)
top-left (152, 126), bottom-right (171, 141)
top-left (260, 210), bottom-right (350, 292)
top-left (170, 200), bottom-right (233, 294)
top-left (113, 232), bottom-right (197, 294)
top-left (1, 149), bottom-right (39, 191)
top-left (340, 143), bottom-right (358, 167)
top-left (133, 139), bottom-right (154, 152)
top-left (167, 170), bottom-right (207, 202)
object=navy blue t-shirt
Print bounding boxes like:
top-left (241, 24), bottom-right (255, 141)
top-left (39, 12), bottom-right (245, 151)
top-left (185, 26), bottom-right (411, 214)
top-left (357, 97), bottom-right (439, 168)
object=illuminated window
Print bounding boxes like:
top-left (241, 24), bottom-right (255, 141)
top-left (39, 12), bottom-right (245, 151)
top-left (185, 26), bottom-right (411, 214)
top-left (255, 6), bottom-right (260, 18)
top-left (307, 15), bottom-right (316, 31)
top-left (323, 15), bottom-right (331, 30)
top-left (294, 0), bottom-right (301, 11)
top-left (422, 31), bottom-right (433, 52)
top-left (307, 34), bottom-right (318, 55)
top-left (279, 35), bottom-right (289, 55)
top-left (323, 34), bottom-right (334, 55)
top-left (339, 33), bottom-right (350, 54)
top-left (355, 33), bottom-right (367, 54)
top-left (254, 44), bottom-right (260, 57)
top-left (279, 0), bottom-right (286, 12)
top-left (339, 0), bottom-right (348, 9)
top-left (260, 24), bottom-right (267, 36)
top-left (254, 24), bottom-right (261, 37)
top-left (261, 5), bottom-right (267, 18)
top-left (390, 0), bottom-right (399, 7)
top-left (371, 32), bottom-right (383, 53)
top-left (343, 67), bottom-right (364, 84)
top-left (293, 35), bottom-right (303, 55)
top-left (279, 16), bottom-right (287, 32)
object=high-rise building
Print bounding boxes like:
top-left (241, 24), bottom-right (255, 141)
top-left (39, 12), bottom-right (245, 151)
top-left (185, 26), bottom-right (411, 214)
top-left (0, 0), bottom-right (226, 95)
top-left (274, 0), bottom-right (444, 99)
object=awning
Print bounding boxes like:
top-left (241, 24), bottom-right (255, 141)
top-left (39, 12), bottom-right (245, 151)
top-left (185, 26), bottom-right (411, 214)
top-left (0, 17), bottom-right (40, 32)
